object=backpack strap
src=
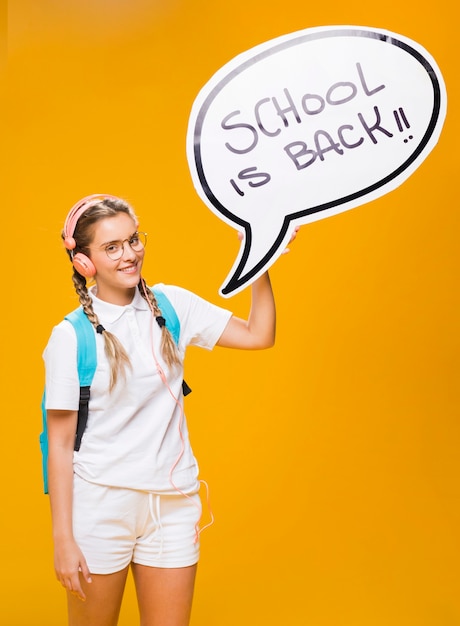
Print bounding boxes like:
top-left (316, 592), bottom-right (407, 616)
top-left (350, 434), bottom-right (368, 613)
top-left (64, 308), bottom-right (97, 452)
top-left (39, 392), bottom-right (49, 493)
top-left (153, 286), bottom-right (191, 396)
top-left (153, 286), bottom-right (180, 345)
top-left (65, 308), bottom-right (97, 386)
top-left (40, 307), bottom-right (97, 493)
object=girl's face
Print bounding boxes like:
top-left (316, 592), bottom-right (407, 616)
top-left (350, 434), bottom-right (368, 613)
top-left (88, 213), bottom-right (145, 305)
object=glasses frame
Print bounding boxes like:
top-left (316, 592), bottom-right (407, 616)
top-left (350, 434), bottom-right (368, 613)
top-left (91, 231), bottom-right (148, 261)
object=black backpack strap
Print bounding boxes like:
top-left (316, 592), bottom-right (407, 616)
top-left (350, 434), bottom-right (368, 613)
top-left (64, 309), bottom-right (97, 453)
top-left (75, 386), bottom-right (91, 451)
top-left (153, 285), bottom-right (191, 396)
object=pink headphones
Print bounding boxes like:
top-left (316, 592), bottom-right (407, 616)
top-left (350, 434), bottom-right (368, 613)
top-left (63, 194), bottom-right (120, 277)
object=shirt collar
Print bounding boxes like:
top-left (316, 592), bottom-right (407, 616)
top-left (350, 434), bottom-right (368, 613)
top-left (89, 285), bottom-right (150, 324)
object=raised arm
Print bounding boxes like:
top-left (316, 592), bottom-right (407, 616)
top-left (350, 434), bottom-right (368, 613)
top-left (216, 271), bottom-right (276, 350)
top-left (216, 226), bottom-right (299, 350)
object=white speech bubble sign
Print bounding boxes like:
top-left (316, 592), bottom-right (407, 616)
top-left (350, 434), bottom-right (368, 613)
top-left (186, 25), bottom-right (447, 297)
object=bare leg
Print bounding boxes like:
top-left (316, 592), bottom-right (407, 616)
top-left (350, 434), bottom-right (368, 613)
top-left (131, 563), bottom-right (197, 626)
top-left (67, 566), bottom-right (129, 626)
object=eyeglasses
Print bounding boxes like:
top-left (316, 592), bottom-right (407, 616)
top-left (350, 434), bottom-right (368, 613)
top-left (97, 232), bottom-right (147, 261)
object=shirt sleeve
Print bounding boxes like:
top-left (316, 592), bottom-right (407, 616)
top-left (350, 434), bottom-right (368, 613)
top-left (156, 284), bottom-right (233, 351)
top-left (43, 320), bottom-right (80, 410)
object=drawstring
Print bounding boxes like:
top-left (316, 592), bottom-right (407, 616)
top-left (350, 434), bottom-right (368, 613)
top-left (197, 480), bottom-right (214, 540)
top-left (148, 493), bottom-right (164, 557)
top-left (147, 488), bottom-right (213, 557)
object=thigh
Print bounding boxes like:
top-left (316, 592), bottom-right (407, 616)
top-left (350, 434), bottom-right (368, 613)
top-left (67, 566), bottom-right (129, 626)
top-left (133, 492), bottom-right (202, 568)
top-left (73, 475), bottom-right (146, 573)
top-left (131, 563), bottom-right (197, 626)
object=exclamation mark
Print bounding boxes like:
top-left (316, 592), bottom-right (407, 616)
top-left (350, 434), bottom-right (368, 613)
top-left (394, 107), bottom-right (413, 143)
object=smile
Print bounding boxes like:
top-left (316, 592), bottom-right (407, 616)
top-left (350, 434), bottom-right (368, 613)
top-left (118, 264), bottom-right (138, 274)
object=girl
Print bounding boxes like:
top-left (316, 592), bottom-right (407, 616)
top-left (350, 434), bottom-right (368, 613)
top-left (44, 194), bottom-right (296, 626)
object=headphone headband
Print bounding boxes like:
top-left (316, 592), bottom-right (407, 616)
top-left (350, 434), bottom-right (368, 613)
top-left (63, 194), bottom-right (120, 250)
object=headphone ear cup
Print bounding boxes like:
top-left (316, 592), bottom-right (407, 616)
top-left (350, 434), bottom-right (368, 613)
top-left (72, 253), bottom-right (96, 278)
top-left (64, 236), bottom-right (77, 251)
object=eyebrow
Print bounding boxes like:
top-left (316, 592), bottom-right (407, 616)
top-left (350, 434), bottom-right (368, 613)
top-left (98, 231), bottom-right (138, 248)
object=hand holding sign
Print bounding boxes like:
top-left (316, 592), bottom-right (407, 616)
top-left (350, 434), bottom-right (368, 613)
top-left (186, 26), bottom-right (447, 297)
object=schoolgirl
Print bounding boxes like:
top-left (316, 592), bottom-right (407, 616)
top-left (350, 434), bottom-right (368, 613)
top-left (44, 194), bottom-right (295, 626)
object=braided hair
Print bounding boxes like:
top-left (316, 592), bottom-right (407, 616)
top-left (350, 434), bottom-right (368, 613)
top-left (63, 197), bottom-right (180, 389)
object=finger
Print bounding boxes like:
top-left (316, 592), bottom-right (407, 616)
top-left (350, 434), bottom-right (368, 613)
top-left (70, 576), bottom-right (87, 602)
top-left (79, 560), bottom-right (93, 585)
top-left (59, 570), bottom-right (87, 602)
top-left (289, 226), bottom-right (300, 243)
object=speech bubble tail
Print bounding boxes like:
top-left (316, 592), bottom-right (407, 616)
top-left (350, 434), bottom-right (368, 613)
top-left (219, 218), bottom-right (294, 297)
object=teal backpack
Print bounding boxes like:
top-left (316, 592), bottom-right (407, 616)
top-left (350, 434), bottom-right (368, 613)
top-left (40, 287), bottom-right (190, 494)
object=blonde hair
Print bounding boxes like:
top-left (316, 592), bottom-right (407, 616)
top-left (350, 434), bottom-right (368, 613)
top-left (64, 197), bottom-right (180, 389)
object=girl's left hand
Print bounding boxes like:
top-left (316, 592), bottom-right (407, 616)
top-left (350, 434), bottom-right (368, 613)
top-left (282, 225), bottom-right (300, 254)
top-left (237, 225), bottom-right (300, 254)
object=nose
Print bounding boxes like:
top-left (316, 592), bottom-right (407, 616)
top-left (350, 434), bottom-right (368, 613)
top-left (121, 239), bottom-right (137, 260)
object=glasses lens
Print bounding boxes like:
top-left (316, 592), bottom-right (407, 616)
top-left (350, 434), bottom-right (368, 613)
top-left (131, 232), bottom-right (147, 250)
top-left (105, 232), bottom-right (147, 260)
top-left (105, 243), bottom-right (122, 260)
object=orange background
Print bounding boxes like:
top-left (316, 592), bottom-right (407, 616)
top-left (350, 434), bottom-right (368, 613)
top-left (4, 1), bottom-right (459, 625)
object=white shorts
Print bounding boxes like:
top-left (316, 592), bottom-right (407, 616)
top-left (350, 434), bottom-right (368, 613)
top-left (72, 474), bottom-right (202, 574)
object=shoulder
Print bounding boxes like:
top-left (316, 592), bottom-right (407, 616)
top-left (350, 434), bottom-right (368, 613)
top-left (151, 283), bottom-right (232, 349)
top-left (152, 282), bottom-right (192, 301)
top-left (44, 306), bottom-right (86, 349)
top-left (152, 283), bottom-right (232, 317)
top-left (43, 318), bottom-right (78, 364)
top-left (152, 283), bottom-right (198, 311)
top-left (48, 318), bottom-right (78, 341)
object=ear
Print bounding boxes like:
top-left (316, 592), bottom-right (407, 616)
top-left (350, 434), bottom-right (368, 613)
top-left (72, 253), bottom-right (97, 278)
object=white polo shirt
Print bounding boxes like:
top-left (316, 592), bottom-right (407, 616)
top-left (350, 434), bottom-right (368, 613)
top-left (43, 283), bottom-right (232, 494)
